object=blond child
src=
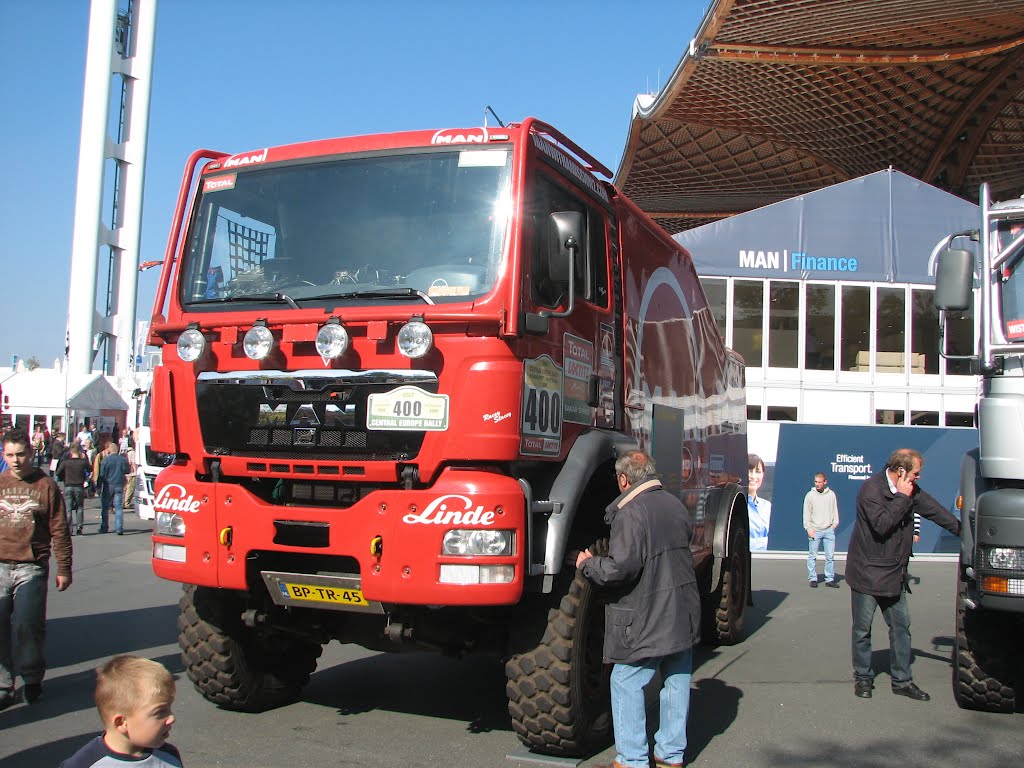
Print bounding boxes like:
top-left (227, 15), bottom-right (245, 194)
top-left (59, 655), bottom-right (182, 767)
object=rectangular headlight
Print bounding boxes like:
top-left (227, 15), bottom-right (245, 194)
top-left (985, 547), bottom-right (1024, 571)
top-left (439, 564), bottom-right (514, 585)
top-left (153, 543), bottom-right (187, 563)
top-left (156, 512), bottom-right (186, 537)
top-left (441, 529), bottom-right (513, 556)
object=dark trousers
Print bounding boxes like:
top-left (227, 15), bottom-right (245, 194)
top-left (851, 587), bottom-right (913, 686)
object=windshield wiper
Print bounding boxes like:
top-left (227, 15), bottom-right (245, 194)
top-left (317, 288), bottom-right (435, 305)
top-left (212, 292), bottom-right (301, 309)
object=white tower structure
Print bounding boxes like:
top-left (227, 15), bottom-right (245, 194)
top-left (67, 0), bottom-right (157, 379)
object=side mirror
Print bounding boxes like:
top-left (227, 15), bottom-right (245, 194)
top-left (539, 212), bottom-right (583, 321)
top-left (934, 248), bottom-right (973, 311)
top-left (547, 211), bottom-right (584, 283)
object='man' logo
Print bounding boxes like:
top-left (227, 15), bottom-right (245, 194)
top-left (431, 127), bottom-right (489, 145)
top-left (739, 250), bottom-right (783, 269)
top-left (224, 149), bottom-right (268, 168)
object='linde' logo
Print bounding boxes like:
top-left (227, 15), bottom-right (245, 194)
top-left (154, 483), bottom-right (202, 514)
top-left (224, 148), bottom-right (268, 168)
top-left (403, 494), bottom-right (497, 525)
top-left (739, 249), bottom-right (859, 273)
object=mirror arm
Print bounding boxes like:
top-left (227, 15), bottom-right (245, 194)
top-left (540, 236), bottom-right (577, 320)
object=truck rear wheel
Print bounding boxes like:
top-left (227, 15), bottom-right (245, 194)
top-left (704, 514), bottom-right (748, 645)
top-left (504, 544), bottom-right (611, 756)
top-left (178, 585), bottom-right (322, 712)
top-left (953, 563), bottom-right (1017, 713)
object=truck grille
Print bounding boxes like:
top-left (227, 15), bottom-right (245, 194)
top-left (196, 369), bottom-right (435, 460)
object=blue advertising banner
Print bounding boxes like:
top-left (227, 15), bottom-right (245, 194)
top-left (749, 423), bottom-right (977, 553)
top-left (675, 169), bottom-right (978, 283)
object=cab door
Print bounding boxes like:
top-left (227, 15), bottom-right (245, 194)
top-left (517, 164), bottom-right (617, 460)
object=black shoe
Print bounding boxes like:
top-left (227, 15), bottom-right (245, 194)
top-left (825, 580), bottom-right (840, 588)
top-left (892, 682), bottom-right (930, 701)
top-left (76, 527), bottom-right (83, 535)
top-left (117, 531), bottom-right (123, 536)
top-left (809, 580), bottom-right (819, 588)
top-left (854, 680), bottom-right (873, 698)
top-left (0, 690), bottom-right (15, 711)
top-left (23, 683), bottom-right (42, 704)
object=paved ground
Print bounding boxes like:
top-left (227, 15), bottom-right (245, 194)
top-left (1, 498), bottom-right (1022, 767)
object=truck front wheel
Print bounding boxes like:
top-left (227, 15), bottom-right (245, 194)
top-left (704, 513), bottom-right (748, 645)
top-left (504, 546), bottom-right (611, 756)
top-left (953, 562), bottom-right (1018, 713)
top-left (178, 585), bottom-right (322, 712)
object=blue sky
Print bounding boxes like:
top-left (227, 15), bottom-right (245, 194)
top-left (0, 0), bottom-right (706, 367)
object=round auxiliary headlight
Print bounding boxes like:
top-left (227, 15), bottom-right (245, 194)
top-left (176, 328), bottom-right (206, 362)
top-left (242, 325), bottom-right (274, 360)
top-left (315, 323), bottom-right (350, 360)
top-left (397, 321), bottom-right (433, 358)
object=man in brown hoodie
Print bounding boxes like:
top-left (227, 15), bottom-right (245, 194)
top-left (0, 427), bottom-right (72, 711)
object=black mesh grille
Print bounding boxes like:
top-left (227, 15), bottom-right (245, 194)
top-left (196, 373), bottom-right (434, 460)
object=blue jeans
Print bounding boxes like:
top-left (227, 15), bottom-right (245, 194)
top-left (100, 485), bottom-right (125, 533)
top-left (851, 588), bottom-right (913, 685)
top-left (807, 529), bottom-right (836, 582)
top-left (610, 648), bottom-right (693, 768)
top-left (0, 561), bottom-right (49, 695)
top-left (64, 485), bottom-right (85, 530)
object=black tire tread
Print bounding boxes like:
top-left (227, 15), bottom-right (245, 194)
top-left (178, 585), bottom-right (322, 712)
top-left (953, 568), bottom-right (1017, 713)
top-left (505, 543), bottom-right (610, 756)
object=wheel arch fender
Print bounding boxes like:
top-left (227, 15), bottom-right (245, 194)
top-left (710, 483), bottom-right (749, 596)
top-left (541, 430), bottom-right (638, 581)
top-left (959, 447), bottom-right (982, 568)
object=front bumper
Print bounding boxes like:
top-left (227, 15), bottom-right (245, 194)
top-left (151, 464), bottom-right (526, 607)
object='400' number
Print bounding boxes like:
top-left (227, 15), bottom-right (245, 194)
top-left (393, 401), bottom-right (423, 417)
top-left (524, 388), bottom-right (561, 434)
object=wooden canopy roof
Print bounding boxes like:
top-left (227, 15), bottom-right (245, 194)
top-left (615, 0), bottom-right (1024, 234)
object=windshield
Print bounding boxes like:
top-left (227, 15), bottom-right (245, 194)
top-left (180, 148), bottom-right (512, 307)
top-left (997, 221), bottom-right (1024, 341)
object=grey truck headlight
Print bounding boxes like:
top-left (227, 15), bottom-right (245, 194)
top-left (176, 328), bottom-right (206, 362)
top-left (441, 529), bottom-right (513, 556)
top-left (243, 324), bottom-right (275, 360)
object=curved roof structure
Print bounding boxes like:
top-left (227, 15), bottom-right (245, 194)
top-left (615, 0), bottom-right (1024, 234)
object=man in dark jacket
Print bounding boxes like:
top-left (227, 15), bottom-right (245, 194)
top-left (847, 448), bottom-right (960, 702)
top-left (576, 450), bottom-right (700, 768)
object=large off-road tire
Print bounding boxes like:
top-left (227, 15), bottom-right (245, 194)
top-left (504, 543), bottom-right (611, 756)
top-left (178, 585), bottom-right (323, 712)
top-left (703, 513), bottom-right (748, 646)
top-left (953, 562), bottom-right (1017, 713)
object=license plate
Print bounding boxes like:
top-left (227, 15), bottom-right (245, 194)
top-left (278, 582), bottom-right (368, 607)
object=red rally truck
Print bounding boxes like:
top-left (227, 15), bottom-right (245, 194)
top-left (147, 118), bottom-right (749, 756)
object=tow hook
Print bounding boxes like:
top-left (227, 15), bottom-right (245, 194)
top-left (219, 526), bottom-right (233, 547)
top-left (370, 535), bottom-right (383, 557)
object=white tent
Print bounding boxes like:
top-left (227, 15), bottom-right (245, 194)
top-left (0, 365), bottom-right (128, 432)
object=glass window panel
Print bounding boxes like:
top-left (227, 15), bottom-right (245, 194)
top-left (700, 278), bottom-right (727, 338)
top-left (841, 286), bottom-right (870, 371)
top-left (766, 406), bottom-right (797, 421)
top-left (910, 288), bottom-right (939, 374)
top-left (875, 409), bottom-right (905, 425)
top-left (734, 280), bottom-right (763, 367)
top-left (946, 308), bottom-right (974, 376)
top-left (877, 287), bottom-right (906, 370)
top-left (768, 281), bottom-right (799, 368)
top-left (910, 410), bottom-right (939, 426)
top-left (747, 404), bottom-right (763, 421)
top-left (805, 284), bottom-right (835, 370)
top-left (945, 412), bottom-right (975, 427)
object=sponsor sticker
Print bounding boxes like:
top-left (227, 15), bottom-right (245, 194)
top-left (367, 386), bottom-right (449, 431)
top-left (1006, 318), bottom-right (1024, 340)
top-left (521, 355), bottom-right (562, 456)
top-left (562, 334), bottom-right (595, 425)
top-left (203, 174), bottom-right (236, 193)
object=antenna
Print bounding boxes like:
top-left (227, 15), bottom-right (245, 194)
top-left (485, 105), bottom-right (505, 128)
